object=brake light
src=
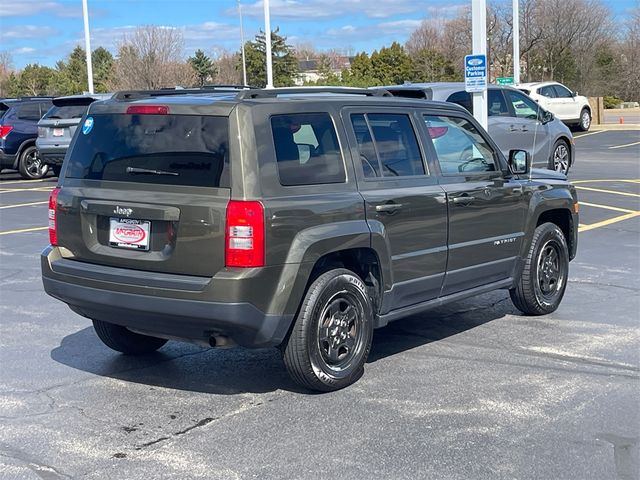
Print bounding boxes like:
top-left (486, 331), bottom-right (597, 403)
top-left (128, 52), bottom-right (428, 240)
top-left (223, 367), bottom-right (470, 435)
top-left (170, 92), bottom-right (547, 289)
top-left (126, 105), bottom-right (169, 115)
top-left (225, 200), bottom-right (264, 268)
top-left (0, 125), bottom-right (13, 139)
top-left (48, 187), bottom-right (61, 246)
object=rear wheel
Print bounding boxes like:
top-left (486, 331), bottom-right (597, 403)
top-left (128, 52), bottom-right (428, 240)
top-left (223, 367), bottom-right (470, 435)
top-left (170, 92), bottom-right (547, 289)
top-left (549, 140), bottom-right (570, 175)
top-left (510, 222), bottom-right (569, 315)
top-left (578, 108), bottom-right (591, 131)
top-left (283, 269), bottom-right (373, 392)
top-left (92, 319), bottom-right (167, 355)
top-left (18, 145), bottom-right (48, 179)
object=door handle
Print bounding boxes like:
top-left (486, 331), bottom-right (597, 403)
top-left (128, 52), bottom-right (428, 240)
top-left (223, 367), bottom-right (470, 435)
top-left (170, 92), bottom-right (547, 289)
top-left (452, 196), bottom-right (475, 205)
top-left (509, 125), bottom-right (519, 132)
top-left (375, 203), bottom-right (403, 213)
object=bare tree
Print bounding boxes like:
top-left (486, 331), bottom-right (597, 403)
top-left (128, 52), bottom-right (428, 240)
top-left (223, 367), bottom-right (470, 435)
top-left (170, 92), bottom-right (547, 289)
top-left (212, 49), bottom-right (242, 85)
top-left (619, 7), bottom-right (640, 101)
top-left (113, 26), bottom-right (194, 90)
top-left (0, 51), bottom-right (13, 97)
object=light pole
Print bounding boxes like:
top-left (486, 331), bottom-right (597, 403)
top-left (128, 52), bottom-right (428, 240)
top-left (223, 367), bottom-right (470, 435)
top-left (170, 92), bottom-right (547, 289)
top-left (513, 0), bottom-right (520, 84)
top-left (471, 0), bottom-right (488, 130)
top-left (264, 0), bottom-right (274, 88)
top-left (237, 0), bottom-right (247, 86)
top-left (81, 0), bottom-right (94, 94)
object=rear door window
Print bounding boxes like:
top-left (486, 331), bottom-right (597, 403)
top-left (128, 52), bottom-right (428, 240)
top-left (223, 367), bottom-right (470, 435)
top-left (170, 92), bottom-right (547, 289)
top-left (271, 113), bottom-right (345, 186)
top-left (350, 113), bottom-right (425, 178)
top-left (540, 86), bottom-right (556, 98)
top-left (488, 90), bottom-right (510, 116)
top-left (65, 114), bottom-right (230, 188)
top-left (17, 103), bottom-right (42, 121)
top-left (446, 91), bottom-right (473, 114)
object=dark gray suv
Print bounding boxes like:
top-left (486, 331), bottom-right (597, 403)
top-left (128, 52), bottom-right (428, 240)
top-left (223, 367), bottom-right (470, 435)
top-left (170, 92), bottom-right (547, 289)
top-left (41, 87), bottom-right (579, 391)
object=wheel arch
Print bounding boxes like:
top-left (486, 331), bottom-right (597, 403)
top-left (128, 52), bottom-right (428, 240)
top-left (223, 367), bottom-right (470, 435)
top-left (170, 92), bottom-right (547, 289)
top-left (12, 138), bottom-right (37, 170)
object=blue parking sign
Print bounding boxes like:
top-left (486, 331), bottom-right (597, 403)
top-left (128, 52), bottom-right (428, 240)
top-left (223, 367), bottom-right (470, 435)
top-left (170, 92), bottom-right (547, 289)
top-left (464, 54), bottom-right (487, 93)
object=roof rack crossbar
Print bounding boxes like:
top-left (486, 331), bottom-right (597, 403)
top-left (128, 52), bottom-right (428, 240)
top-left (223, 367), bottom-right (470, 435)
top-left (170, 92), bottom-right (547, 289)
top-left (236, 87), bottom-right (392, 100)
top-left (113, 86), bottom-right (253, 101)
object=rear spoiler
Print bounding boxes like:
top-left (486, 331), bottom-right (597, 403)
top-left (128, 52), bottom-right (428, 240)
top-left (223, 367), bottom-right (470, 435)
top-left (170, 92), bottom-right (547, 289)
top-left (52, 96), bottom-right (102, 107)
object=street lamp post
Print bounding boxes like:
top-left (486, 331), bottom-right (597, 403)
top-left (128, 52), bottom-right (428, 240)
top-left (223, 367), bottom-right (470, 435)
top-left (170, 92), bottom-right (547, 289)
top-left (238, 1), bottom-right (248, 86)
top-left (264, 0), bottom-right (274, 88)
top-left (81, 0), bottom-right (94, 94)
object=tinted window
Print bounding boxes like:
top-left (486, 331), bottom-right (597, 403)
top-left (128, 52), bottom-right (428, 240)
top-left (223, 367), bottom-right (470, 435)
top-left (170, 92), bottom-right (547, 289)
top-left (271, 113), bottom-right (345, 186)
top-left (539, 86), bottom-right (556, 98)
top-left (447, 91), bottom-right (473, 114)
top-left (553, 84), bottom-right (573, 98)
top-left (506, 91), bottom-right (541, 120)
top-left (17, 103), bottom-right (42, 121)
top-left (488, 89), bottom-right (509, 116)
top-left (351, 113), bottom-right (425, 178)
top-left (65, 114), bottom-right (230, 188)
top-left (43, 105), bottom-right (88, 120)
top-left (424, 115), bottom-right (497, 174)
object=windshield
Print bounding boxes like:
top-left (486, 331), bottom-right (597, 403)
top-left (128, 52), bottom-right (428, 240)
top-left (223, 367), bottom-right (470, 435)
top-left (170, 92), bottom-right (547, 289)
top-left (65, 114), bottom-right (230, 188)
top-left (43, 105), bottom-right (89, 120)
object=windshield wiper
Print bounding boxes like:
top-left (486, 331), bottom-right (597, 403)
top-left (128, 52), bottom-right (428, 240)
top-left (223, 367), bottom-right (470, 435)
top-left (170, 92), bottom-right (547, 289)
top-left (126, 167), bottom-right (179, 176)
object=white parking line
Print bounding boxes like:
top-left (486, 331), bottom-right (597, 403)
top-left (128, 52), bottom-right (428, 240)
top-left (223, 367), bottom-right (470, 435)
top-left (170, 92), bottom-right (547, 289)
top-left (609, 141), bottom-right (640, 150)
top-left (0, 178), bottom-right (54, 186)
top-left (0, 201), bottom-right (49, 210)
top-left (0, 186), bottom-right (54, 193)
top-left (574, 131), bottom-right (606, 139)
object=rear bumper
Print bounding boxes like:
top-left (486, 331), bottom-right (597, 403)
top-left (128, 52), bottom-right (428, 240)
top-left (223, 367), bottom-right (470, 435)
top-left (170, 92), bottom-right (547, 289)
top-left (41, 246), bottom-right (294, 348)
top-left (0, 150), bottom-right (17, 169)
top-left (38, 147), bottom-right (67, 165)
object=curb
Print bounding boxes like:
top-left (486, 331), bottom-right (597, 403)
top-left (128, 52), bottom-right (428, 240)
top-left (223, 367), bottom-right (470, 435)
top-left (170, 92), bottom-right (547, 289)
top-left (589, 124), bottom-right (640, 131)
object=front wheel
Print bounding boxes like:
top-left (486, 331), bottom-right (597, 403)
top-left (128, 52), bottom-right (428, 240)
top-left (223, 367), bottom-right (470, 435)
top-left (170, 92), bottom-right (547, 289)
top-left (92, 319), bottom-right (167, 355)
top-left (18, 145), bottom-right (48, 179)
top-left (510, 222), bottom-right (569, 315)
top-left (578, 108), bottom-right (591, 131)
top-left (549, 140), bottom-right (571, 175)
top-left (283, 269), bottom-right (374, 392)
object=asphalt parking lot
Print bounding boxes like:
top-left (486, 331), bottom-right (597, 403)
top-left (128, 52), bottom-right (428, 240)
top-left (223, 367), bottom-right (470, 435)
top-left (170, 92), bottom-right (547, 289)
top-left (1, 130), bottom-right (639, 480)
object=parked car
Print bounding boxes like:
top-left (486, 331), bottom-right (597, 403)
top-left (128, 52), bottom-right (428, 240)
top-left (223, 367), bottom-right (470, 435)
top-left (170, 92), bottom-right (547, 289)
top-left (37, 94), bottom-right (112, 177)
top-left (518, 82), bottom-right (592, 131)
top-left (376, 83), bottom-right (575, 175)
top-left (0, 96), bottom-right (53, 179)
top-left (42, 87), bottom-right (578, 392)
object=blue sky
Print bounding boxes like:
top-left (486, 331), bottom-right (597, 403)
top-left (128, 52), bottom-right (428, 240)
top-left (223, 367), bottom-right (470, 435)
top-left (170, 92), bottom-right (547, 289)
top-left (1, 0), bottom-right (637, 69)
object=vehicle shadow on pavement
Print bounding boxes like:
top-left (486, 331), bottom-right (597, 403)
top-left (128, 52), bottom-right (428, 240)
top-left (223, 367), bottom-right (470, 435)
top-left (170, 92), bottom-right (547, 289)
top-left (50, 291), bottom-right (517, 394)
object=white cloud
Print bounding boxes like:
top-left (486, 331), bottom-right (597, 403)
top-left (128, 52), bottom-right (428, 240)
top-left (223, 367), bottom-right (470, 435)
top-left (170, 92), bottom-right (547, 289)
top-left (1, 25), bottom-right (59, 40)
top-left (12, 47), bottom-right (37, 55)
top-left (0, 0), bottom-right (80, 17)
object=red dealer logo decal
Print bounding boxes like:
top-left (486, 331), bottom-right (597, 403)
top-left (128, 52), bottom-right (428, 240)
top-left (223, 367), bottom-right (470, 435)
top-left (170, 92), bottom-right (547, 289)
top-left (113, 224), bottom-right (146, 244)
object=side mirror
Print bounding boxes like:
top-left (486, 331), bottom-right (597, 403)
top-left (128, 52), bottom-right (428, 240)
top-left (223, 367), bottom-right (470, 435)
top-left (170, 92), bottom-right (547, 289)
top-left (541, 110), bottom-right (554, 124)
top-left (509, 149), bottom-right (529, 175)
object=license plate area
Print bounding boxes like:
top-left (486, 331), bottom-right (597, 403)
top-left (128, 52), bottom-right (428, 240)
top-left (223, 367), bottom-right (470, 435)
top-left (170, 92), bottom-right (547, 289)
top-left (53, 128), bottom-right (64, 137)
top-left (109, 218), bottom-right (151, 251)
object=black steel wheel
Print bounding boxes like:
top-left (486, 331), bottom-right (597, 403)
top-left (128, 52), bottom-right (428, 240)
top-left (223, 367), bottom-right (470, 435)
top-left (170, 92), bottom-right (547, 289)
top-left (18, 145), bottom-right (48, 180)
top-left (549, 140), bottom-right (570, 175)
top-left (283, 268), bottom-right (373, 392)
top-left (510, 222), bottom-right (569, 315)
top-left (92, 319), bottom-right (167, 355)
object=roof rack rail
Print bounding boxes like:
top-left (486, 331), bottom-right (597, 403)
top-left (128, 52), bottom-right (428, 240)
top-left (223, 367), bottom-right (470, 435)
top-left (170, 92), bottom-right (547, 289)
top-left (202, 84), bottom-right (257, 90)
top-left (236, 87), bottom-right (392, 100)
top-left (114, 86), bottom-right (251, 101)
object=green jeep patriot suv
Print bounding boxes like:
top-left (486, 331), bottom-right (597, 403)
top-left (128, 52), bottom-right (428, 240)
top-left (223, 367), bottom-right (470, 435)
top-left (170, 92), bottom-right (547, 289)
top-left (41, 87), bottom-right (579, 391)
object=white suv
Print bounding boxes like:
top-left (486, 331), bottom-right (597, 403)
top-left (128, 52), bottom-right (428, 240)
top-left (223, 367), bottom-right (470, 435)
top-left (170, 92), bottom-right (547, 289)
top-left (518, 82), bottom-right (591, 131)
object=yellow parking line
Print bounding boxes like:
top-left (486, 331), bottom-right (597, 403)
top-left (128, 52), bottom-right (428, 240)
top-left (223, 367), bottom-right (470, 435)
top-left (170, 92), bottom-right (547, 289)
top-left (578, 211), bottom-right (640, 233)
top-left (574, 131), bottom-right (605, 139)
top-left (572, 179), bottom-right (640, 184)
top-left (575, 186), bottom-right (640, 198)
top-left (0, 226), bottom-right (48, 236)
top-left (0, 178), bottom-right (52, 186)
top-left (0, 201), bottom-right (49, 210)
top-left (579, 202), bottom-right (636, 213)
top-left (609, 141), bottom-right (640, 150)
top-left (0, 186), bottom-right (54, 193)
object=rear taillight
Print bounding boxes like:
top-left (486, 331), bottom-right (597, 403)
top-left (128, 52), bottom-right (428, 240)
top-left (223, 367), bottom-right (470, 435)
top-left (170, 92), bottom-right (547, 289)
top-left (225, 200), bottom-right (265, 268)
top-left (0, 125), bottom-right (13, 140)
top-left (48, 187), bottom-right (61, 246)
top-left (126, 105), bottom-right (169, 115)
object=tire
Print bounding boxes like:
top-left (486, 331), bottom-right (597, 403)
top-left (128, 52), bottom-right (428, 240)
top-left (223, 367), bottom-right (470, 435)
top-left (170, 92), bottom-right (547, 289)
top-left (18, 145), bottom-right (48, 179)
top-left (510, 222), bottom-right (569, 316)
top-left (578, 108), bottom-right (591, 131)
top-left (283, 268), bottom-right (374, 392)
top-left (92, 319), bottom-right (167, 355)
top-left (549, 140), bottom-right (571, 175)
top-left (51, 164), bottom-right (62, 177)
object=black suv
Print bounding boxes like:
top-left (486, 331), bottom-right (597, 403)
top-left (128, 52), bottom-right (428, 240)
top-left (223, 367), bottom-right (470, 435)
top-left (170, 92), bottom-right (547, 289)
top-left (0, 97), bottom-right (53, 179)
top-left (41, 87), bottom-right (578, 391)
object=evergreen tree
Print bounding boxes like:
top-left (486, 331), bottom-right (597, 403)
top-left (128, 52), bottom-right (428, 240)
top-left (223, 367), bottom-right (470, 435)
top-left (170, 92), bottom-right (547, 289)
top-left (243, 28), bottom-right (298, 87)
top-left (188, 49), bottom-right (216, 87)
top-left (92, 47), bottom-right (114, 93)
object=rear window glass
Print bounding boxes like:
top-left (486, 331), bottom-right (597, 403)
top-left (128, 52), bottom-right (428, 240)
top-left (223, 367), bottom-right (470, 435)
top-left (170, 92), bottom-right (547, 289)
top-left (65, 114), bottom-right (230, 188)
top-left (271, 113), bottom-right (345, 186)
top-left (44, 105), bottom-right (88, 120)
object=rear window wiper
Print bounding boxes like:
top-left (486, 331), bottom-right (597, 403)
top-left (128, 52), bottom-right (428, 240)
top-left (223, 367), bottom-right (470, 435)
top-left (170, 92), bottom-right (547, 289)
top-left (126, 167), bottom-right (179, 176)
